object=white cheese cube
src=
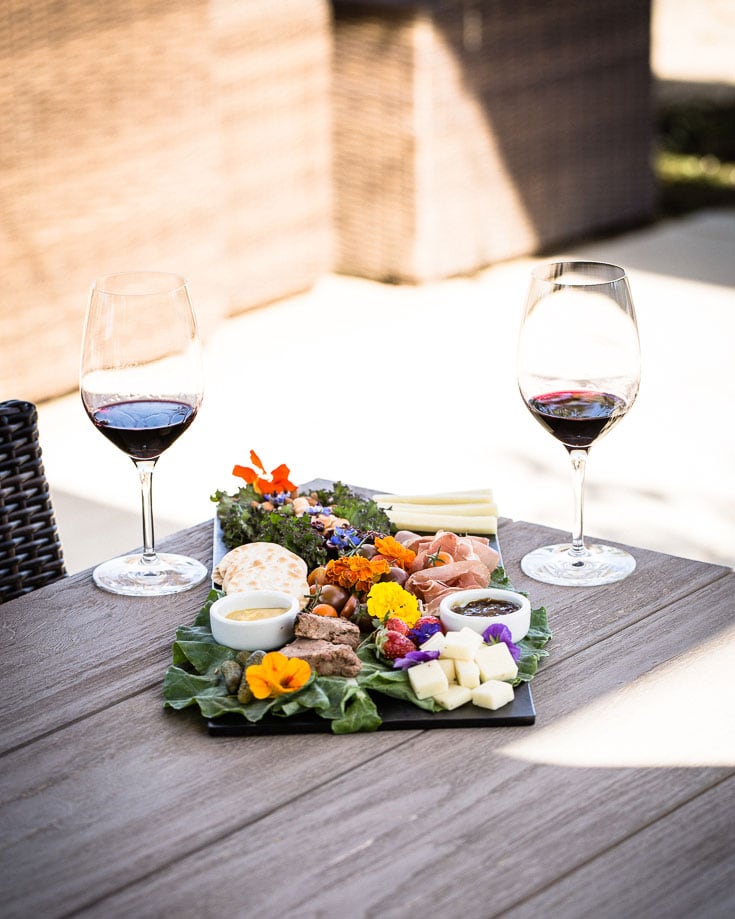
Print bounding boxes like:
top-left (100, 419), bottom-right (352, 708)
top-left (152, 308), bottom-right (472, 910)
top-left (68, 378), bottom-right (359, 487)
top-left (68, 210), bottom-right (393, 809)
top-left (408, 660), bottom-right (449, 700)
top-left (437, 658), bottom-right (456, 683)
top-left (457, 627), bottom-right (484, 653)
top-left (420, 631), bottom-right (447, 653)
top-left (454, 659), bottom-right (481, 690)
top-left (433, 684), bottom-right (472, 711)
top-left (441, 629), bottom-right (482, 661)
top-left (475, 642), bottom-right (518, 682)
top-left (472, 680), bottom-right (514, 711)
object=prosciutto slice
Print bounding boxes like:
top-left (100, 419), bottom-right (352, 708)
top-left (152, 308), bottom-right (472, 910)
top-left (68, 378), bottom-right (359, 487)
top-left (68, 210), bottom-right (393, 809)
top-left (400, 531), bottom-right (500, 614)
top-left (400, 530), bottom-right (499, 574)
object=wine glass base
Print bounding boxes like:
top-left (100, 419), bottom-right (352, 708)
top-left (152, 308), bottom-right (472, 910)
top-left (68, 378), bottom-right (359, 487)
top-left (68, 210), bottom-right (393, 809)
top-left (92, 552), bottom-right (208, 597)
top-left (520, 543), bottom-right (636, 587)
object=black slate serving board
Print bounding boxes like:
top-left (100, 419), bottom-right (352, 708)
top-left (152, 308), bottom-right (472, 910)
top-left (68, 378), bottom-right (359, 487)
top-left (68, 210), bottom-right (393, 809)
top-left (206, 681), bottom-right (534, 735)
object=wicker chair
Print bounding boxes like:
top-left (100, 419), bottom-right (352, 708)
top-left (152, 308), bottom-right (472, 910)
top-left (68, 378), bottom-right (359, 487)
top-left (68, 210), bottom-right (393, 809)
top-left (0, 401), bottom-right (66, 602)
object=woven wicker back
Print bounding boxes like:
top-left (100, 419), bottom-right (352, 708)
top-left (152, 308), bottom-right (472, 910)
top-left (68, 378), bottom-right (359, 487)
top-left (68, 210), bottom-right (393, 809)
top-left (332, 0), bottom-right (655, 283)
top-left (0, 0), bottom-right (333, 403)
top-left (0, 401), bottom-right (66, 602)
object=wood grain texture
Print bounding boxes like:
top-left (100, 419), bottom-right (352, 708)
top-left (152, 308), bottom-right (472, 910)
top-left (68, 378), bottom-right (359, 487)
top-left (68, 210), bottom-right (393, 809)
top-left (1, 516), bottom-right (732, 918)
top-left (0, 522), bottom-right (213, 753)
top-left (67, 752), bottom-right (730, 918)
top-left (501, 774), bottom-right (735, 919)
top-left (0, 685), bottom-right (418, 918)
top-left (30, 562), bottom-right (734, 917)
top-left (498, 519), bottom-right (731, 663)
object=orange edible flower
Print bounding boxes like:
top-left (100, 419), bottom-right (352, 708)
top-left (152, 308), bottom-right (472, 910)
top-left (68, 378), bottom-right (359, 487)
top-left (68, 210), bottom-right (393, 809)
top-left (245, 652), bottom-right (311, 700)
top-left (374, 535), bottom-right (416, 570)
top-left (325, 555), bottom-right (391, 595)
top-left (233, 450), bottom-right (296, 496)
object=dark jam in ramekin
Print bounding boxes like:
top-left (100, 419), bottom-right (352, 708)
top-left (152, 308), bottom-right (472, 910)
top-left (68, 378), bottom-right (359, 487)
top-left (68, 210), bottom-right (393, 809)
top-left (453, 598), bottom-right (520, 617)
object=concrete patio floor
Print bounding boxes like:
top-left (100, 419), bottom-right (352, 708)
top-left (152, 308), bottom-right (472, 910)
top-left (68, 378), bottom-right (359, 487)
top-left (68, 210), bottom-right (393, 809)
top-left (37, 208), bottom-right (735, 574)
top-left (32, 0), bottom-right (735, 575)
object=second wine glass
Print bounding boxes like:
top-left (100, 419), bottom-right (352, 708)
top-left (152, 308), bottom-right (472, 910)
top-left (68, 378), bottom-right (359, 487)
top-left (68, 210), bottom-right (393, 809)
top-left (80, 271), bottom-right (208, 596)
top-left (517, 261), bottom-right (641, 587)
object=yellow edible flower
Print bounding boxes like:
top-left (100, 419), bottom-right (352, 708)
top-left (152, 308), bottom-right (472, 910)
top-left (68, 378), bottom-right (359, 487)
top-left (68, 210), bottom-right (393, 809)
top-left (366, 581), bottom-right (421, 627)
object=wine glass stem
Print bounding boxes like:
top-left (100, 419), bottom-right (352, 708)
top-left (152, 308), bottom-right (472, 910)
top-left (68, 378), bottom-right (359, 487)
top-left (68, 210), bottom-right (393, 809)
top-left (135, 460), bottom-right (158, 564)
top-left (569, 449), bottom-right (588, 556)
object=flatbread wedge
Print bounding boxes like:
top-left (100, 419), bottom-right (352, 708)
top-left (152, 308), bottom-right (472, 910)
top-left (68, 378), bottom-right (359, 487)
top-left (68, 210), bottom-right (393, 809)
top-left (212, 542), bottom-right (310, 607)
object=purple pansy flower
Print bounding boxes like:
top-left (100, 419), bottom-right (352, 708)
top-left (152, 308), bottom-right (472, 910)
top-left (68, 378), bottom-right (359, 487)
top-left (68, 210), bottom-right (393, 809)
top-left (408, 620), bottom-right (442, 646)
top-left (482, 622), bottom-right (521, 661)
top-left (393, 650), bottom-right (441, 670)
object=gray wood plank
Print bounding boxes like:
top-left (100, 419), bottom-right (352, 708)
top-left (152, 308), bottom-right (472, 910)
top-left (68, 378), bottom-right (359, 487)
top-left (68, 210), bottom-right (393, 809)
top-left (4, 571), bottom-right (731, 918)
top-left (0, 685), bottom-right (419, 919)
top-left (498, 518), bottom-right (732, 663)
top-left (68, 760), bottom-right (732, 919)
top-left (0, 523), bottom-right (214, 753)
top-left (501, 774), bottom-right (735, 919)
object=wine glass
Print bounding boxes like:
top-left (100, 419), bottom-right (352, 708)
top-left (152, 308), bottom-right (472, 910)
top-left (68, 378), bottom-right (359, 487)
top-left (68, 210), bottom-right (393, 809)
top-left (80, 271), bottom-right (208, 596)
top-left (517, 261), bottom-right (641, 586)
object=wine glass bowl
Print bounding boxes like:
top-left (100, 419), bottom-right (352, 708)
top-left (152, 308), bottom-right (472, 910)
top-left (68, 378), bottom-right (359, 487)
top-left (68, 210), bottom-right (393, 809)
top-left (80, 271), bottom-right (208, 596)
top-left (517, 261), bottom-right (641, 587)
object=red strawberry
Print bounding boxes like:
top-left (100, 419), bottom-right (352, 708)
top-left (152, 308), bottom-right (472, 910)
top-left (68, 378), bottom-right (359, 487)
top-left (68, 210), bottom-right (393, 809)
top-left (377, 629), bottom-right (417, 661)
top-left (384, 617), bottom-right (410, 635)
top-left (413, 616), bottom-right (442, 631)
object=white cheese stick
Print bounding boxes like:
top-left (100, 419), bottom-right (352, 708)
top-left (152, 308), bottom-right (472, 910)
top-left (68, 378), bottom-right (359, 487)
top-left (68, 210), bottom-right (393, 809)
top-left (384, 510), bottom-right (498, 535)
top-left (373, 489), bottom-right (494, 506)
top-left (379, 501), bottom-right (498, 517)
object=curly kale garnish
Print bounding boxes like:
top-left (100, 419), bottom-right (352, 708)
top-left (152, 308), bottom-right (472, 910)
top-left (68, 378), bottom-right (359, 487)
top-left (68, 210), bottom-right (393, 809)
top-left (211, 481), bottom-right (391, 567)
top-left (213, 489), bottom-right (328, 570)
top-left (311, 482), bottom-right (392, 534)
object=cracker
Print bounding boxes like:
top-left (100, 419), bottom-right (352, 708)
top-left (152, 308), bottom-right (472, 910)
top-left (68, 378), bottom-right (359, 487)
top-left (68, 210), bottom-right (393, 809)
top-left (213, 542), bottom-right (309, 608)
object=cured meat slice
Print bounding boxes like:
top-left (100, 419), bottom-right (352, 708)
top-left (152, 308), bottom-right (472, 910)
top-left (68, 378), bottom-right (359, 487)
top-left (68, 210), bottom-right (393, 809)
top-left (280, 638), bottom-right (362, 677)
top-left (405, 557), bottom-right (494, 614)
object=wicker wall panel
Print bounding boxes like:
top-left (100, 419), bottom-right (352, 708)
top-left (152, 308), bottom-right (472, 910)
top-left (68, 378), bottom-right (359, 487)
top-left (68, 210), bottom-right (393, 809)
top-left (211, 0), bottom-right (334, 315)
top-left (0, 0), bottom-right (333, 402)
top-left (333, 0), bottom-right (655, 283)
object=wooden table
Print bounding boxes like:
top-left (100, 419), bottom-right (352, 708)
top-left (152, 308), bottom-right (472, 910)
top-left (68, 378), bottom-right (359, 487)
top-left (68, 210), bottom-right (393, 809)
top-left (1, 515), bottom-right (734, 918)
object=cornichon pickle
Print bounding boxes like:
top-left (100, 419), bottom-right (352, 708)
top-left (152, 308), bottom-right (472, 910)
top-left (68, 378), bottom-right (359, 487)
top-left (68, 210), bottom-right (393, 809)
top-left (221, 659), bottom-right (243, 695)
top-left (237, 672), bottom-right (254, 704)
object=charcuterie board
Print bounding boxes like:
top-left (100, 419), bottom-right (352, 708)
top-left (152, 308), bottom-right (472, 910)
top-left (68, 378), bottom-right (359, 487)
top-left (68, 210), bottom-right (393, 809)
top-left (164, 473), bottom-right (551, 735)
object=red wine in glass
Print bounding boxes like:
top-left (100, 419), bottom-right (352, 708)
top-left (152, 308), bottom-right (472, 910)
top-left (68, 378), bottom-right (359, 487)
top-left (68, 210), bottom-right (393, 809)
top-left (80, 271), bottom-right (207, 597)
top-left (526, 390), bottom-right (627, 451)
top-left (517, 261), bottom-right (641, 587)
top-left (91, 399), bottom-right (197, 460)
